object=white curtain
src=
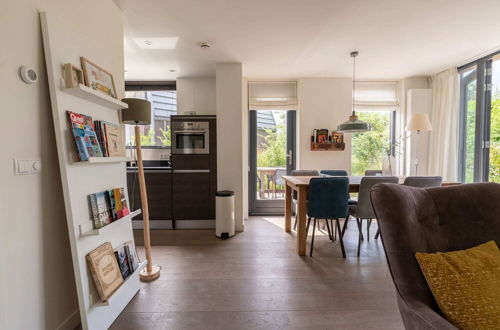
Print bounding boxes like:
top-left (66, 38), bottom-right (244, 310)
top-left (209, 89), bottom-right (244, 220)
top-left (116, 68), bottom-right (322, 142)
top-left (427, 68), bottom-right (459, 181)
top-left (248, 81), bottom-right (297, 110)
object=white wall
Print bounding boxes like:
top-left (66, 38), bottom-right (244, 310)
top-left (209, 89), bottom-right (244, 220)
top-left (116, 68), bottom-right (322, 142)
top-left (407, 89), bottom-right (433, 175)
top-left (216, 63), bottom-right (245, 231)
top-left (0, 0), bottom-right (123, 329)
top-left (177, 77), bottom-right (216, 115)
top-left (297, 78), bottom-right (352, 172)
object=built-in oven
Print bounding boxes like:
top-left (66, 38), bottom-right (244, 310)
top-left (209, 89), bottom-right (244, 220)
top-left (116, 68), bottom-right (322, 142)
top-left (171, 121), bottom-right (209, 154)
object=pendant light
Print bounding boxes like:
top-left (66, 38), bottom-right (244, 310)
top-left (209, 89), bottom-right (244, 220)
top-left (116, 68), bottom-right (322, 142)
top-left (337, 51), bottom-right (371, 133)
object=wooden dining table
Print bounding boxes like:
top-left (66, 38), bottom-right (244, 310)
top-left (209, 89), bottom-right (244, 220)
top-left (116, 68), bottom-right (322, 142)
top-left (282, 175), bottom-right (459, 256)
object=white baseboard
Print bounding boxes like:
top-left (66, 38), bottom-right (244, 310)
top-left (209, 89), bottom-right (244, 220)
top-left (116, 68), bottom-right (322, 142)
top-left (56, 309), bottom-right (80, 330)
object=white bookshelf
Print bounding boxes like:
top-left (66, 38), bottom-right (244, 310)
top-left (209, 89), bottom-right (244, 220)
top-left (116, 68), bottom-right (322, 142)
top-left (72, 156), bottom-right (132, 165)
top-left (79, 209), bottom-right (142, 237)
top-left (64, 84), bottom-right (129, 110)
top-left (40, 12), bottom-right (142, 330)
top-left (91, 260), bottom-right (147, 307)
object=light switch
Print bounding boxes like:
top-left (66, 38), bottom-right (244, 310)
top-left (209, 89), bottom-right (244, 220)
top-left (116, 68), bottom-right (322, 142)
top-left (14, 159), bottom-right (42, 175)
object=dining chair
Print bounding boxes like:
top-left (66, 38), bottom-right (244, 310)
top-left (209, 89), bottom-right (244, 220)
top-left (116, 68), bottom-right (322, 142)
top-left (364, 170), bottom-right (383, 176)
top-left (372, 175), bottom-right (444, 239)
top-left (346, 176), bottom-right (398, 256)
top-left (273, 168), bottom-right (287, 198)
top-left (307, 177), bottom-right (349, 257)
top-left (403, 176), bottom-right (443, 188)
top-left (292, 170), bottom-right (320, 230)
top-left (320, 170), bottom-right (348, 176)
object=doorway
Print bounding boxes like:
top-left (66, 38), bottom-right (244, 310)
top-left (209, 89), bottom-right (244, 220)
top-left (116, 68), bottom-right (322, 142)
top-left (249, 110), bottom-right (296, 215)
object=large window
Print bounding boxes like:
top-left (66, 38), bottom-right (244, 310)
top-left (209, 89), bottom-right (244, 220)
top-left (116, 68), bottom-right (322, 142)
top-left (459, 53), bottom-right (500, 182)
top-left (123, 90), bottom-right (177, 147)
top-left (351, 111), bottom-right (395, 176)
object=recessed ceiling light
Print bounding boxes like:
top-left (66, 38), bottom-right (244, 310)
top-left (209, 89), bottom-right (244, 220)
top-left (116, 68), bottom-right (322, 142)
top-left (133, 37), bottom-right (178, 50)
top-left (200, 42), bottom-right (211, 49)
top-left (169, 69), bottom-right (176, 73)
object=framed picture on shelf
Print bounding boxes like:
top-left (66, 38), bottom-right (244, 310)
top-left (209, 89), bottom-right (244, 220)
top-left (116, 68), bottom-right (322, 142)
top-left (80, 57), bottom-right (117, 99)
top-left (63, 63), bottom-right (84, 88)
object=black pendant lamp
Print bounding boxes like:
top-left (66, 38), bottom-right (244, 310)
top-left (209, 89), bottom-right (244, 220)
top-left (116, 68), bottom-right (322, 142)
top-left (337, 51), bottom-right (371, 133)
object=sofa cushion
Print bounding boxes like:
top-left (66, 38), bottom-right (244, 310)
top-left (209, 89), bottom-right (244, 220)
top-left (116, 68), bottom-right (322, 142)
top-left (415, 241), bottom-right (500, 330)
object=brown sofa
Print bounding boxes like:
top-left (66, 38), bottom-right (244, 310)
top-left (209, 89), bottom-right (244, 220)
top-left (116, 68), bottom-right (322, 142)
top-left (370, 182), bottom-right (500, 330)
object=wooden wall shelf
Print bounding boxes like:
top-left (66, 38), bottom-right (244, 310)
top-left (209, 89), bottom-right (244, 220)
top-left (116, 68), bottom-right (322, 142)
top-left (64, 84), bottom-right (129, 110)
top-left (311, 142), bottom-right (345, 151)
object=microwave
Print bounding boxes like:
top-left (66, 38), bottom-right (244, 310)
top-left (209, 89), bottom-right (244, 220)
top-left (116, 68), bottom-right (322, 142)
top-left (171, 121), bottom-right (209, 154)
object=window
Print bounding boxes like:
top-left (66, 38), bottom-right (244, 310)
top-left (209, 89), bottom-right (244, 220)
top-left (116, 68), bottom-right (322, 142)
top-left (458, 52), bottom-right (500, 182)
top-left (351, 110), bottom-right (395, 176)
top-left (123, 90), bottom-right (176, 147)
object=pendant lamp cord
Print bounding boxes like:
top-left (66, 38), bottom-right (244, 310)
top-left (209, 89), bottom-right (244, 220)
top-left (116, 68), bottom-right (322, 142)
top-left (352, 52), bottom-right (356, 116)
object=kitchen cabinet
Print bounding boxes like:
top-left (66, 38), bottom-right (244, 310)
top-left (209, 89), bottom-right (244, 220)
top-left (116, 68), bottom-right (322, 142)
top-left (127, 170), bottom-right (172, 220)
top-left (172, 171), bottom-right (210, 220)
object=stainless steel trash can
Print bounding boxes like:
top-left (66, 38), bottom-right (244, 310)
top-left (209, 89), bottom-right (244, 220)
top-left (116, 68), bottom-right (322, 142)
top-left (215, 190), bottom-right (235, 239)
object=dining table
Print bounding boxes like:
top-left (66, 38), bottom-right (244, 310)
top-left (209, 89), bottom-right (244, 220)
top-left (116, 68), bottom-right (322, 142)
top-left (282, 175), bottom-right (460, 256)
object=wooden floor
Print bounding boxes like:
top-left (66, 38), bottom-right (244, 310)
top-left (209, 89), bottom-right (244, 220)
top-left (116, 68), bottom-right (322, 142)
top-left (111, 217), bottom-right (404, 330)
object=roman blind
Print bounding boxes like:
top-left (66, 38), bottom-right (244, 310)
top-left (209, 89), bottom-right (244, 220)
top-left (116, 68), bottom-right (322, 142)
top-left (354, 81), bottom-right (399, 111)
top-left (248, 81), bottom-right (298, 110)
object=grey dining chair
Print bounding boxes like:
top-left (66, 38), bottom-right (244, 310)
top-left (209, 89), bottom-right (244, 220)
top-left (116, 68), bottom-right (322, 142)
top-left (372, 175), bottom-right (444, 240)
top-left (292, 170), bottom-right (320, 230)
top-left (273, 168), bottom-right (287, 198)
top-left (403, 176), bottom-right (443, 188)
top-left (346, 176), bottom-right (398, 256)
top-left (320, 170), bottom-right (348, 176)
top-left (364, 170), bottom-right (383, 176)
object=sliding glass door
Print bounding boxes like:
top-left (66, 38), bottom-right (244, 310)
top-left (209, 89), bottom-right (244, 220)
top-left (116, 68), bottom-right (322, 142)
top-left (459, 53), bottom-right (500, 182)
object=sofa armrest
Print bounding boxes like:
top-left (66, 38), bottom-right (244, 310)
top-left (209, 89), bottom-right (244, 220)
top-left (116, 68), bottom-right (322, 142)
top-left (398, 297), bottom-right (458, 330)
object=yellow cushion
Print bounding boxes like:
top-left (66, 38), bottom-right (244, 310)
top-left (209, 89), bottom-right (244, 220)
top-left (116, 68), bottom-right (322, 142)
top-left (415, 241), bottom-right (500, 330)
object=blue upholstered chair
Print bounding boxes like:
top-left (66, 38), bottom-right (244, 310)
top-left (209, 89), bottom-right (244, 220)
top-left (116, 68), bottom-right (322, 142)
top-left (307, 177), bottom-right (349, 257)
top-left (320, 169), bottom-right (348, 177)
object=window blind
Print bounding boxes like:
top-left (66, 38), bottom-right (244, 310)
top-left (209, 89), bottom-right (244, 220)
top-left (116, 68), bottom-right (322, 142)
top-left (354, 81), bottom-right (399, 111)
top-left (248, 81), bottom-right (298, 110)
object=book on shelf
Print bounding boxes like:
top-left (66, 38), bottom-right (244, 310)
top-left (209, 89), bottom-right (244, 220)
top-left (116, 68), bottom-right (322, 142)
top-left (103, 122), bottom-right (125, 157)
top-left (67, 111), bottom-right (103, 161)
top-left (86, 242), bottom-right (123, 301)
top-left (114, 245), bottom-right (131, 280)
top-left (124, 241), bottom-right (140, 272)
top-left (88, 187), bottom-right (130, 229)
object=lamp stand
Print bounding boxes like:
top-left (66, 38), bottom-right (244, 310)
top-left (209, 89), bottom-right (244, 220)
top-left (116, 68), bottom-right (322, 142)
top-left (135, 125), bottom-right (161, 282)
top-left (415, 130), bottom-right (420, 176)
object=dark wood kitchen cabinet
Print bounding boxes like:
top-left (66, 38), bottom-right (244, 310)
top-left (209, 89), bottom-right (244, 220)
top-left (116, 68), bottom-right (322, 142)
top-left (172, 171), bottom-right (210, 220)
top-left (127, 170), bottom-right (172, 220)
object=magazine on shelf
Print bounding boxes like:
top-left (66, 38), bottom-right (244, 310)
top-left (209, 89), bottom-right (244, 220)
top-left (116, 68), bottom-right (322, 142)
top-left (107, 189), bottom-right (117, 221)
top-left (95, 191), bottom-right (113, 227)
top-left (67, 111), bottom-right (103, 161)
top-left (316, 129), bottom-right (329, 143)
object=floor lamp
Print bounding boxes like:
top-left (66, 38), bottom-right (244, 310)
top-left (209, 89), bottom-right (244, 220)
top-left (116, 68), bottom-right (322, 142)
top-left (405, 113), bottom-right (432, 176)
top-left (122, 98), bottom-right (161, 282)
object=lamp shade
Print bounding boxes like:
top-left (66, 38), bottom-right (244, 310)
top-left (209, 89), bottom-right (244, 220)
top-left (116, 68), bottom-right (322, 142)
top-left (337, 113), bottom-right (371, 132)
top-left (405, 113), bottom-right (432, 131)
top-left (121, 98), bottom-right (151, 125)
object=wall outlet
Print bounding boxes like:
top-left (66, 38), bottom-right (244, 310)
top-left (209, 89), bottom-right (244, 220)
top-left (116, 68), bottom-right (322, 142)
top-left (14, 159), bottom-right (41, 175)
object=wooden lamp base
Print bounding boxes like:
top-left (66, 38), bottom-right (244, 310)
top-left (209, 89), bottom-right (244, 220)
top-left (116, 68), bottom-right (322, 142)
top-left (140, 264), bottom-right (161, 282)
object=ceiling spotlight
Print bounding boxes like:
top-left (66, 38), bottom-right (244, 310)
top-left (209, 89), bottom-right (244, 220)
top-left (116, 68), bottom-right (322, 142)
top-left (169, 69), bottom-right (175, 73)
top-left (143, 40), bottom-right (152, 46)
top-left (200, 42), bottom-right (211, 49)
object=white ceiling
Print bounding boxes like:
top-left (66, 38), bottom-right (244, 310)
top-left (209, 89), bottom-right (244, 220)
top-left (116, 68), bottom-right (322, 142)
top-left (117, 0), bottom-right (500, 81)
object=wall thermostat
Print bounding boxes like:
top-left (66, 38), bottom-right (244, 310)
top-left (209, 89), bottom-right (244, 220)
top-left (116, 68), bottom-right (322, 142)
top-left (19, 66), bottom-right (38, 84)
